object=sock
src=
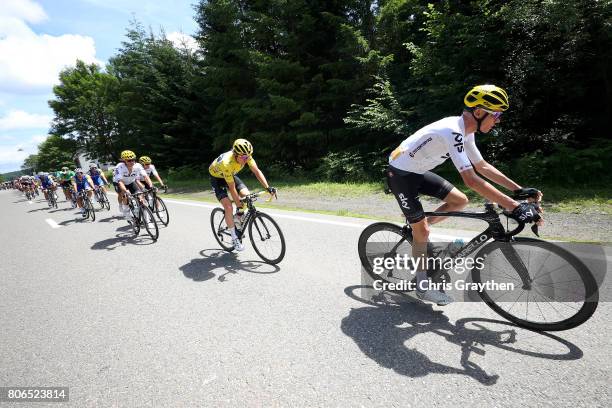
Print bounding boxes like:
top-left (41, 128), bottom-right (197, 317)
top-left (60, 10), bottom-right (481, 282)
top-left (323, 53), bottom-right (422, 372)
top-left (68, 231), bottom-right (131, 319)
top-left (230, 227), bottom-right (237, 239)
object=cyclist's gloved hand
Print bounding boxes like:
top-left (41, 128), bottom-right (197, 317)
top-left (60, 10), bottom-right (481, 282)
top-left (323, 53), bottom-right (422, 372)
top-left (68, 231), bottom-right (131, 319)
top-left (513, 187), bottom-right (541, 201)
top-left (266, 186), bottom-right (277, 195)
top-left (511, 202), bottom-right (541, 223)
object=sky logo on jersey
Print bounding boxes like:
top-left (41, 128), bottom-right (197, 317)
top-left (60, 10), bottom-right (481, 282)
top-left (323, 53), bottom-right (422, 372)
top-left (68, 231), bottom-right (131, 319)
top-left (453, 132), bottom-right (464, 153)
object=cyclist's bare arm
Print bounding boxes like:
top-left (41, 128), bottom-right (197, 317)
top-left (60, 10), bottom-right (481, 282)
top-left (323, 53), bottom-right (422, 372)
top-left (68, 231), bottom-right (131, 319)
top-left (154, 174), bottom-right (164, 185)
top-left (249, 163), bottom-right (270, 190)
top-left (473, 160), bottom-right (521, 191)
top-left (460, 169), bottom-right (518, 210)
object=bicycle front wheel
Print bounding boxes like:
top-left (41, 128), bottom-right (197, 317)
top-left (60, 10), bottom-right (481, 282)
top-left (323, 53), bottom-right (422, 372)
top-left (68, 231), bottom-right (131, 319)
top-left (472, 238), bottom-right (598, 331)
top-left (248, 212), bottom-right (285, 264)
top-left (140, 205), bottom-right (159, 241)
top-left (153, 197), bottom-right (169, 226)
top-left (210, 207), bottom-right (235, 251)
top-left (84, 197), bottom-right (96, 221)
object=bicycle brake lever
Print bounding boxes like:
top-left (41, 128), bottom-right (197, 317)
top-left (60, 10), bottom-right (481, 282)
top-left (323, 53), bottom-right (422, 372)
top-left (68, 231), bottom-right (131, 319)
top-left (531, 224), bottom-right (539, 237)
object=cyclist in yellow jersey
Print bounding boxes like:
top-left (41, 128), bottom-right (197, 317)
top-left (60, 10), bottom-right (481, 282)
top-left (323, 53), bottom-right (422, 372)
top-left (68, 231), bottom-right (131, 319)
top-left (209, 138), bottom-right (276, 251)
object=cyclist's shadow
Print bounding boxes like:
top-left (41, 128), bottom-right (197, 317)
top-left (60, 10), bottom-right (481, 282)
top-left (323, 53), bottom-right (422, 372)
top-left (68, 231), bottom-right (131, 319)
top-left (179, 249), bottom-right (280, 282)
top-left (341, 285), bottom-right (583, 385)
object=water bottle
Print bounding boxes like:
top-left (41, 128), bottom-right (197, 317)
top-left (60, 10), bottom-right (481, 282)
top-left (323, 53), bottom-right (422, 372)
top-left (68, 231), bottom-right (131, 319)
top-left (233, 211), bottom-right (244, 230)
top-left (446, 238), bottom-right (465, 255)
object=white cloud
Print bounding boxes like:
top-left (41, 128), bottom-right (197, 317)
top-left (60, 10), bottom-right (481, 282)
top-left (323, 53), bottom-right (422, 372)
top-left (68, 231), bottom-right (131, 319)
top-left (167, 31), bottom-right (199, 53)
top-left (0, 0), bottom-right (47, 23)
top-left (0, 110), bottom-right (51, 130)
top-left (0, 134), bottom-right (45, 171)
top-left (0, 1), bottom-right (100, 94)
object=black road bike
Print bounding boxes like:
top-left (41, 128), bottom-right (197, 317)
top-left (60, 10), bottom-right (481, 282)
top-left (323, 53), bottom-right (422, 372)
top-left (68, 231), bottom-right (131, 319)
top-left (126, 191), bottom-right (159, 241)
top-left (94, 185), bottom-right (111, 211)
top-left (44, 188), bottom-right (58, 209)
top-left (210, 191), bottom-right (286, 264)
top-left (144, 185), bottom-right (169, 226)
top-left (358, 191), bottom-right (598, 332)
top-left (76, 190), bottom-right (96, 221)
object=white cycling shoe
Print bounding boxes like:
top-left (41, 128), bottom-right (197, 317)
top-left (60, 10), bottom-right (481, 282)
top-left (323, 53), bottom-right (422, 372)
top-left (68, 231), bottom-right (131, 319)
top-left (232, 238), bottom-right (245, 252)
top-left (416, 290), bottom-right (454, 306)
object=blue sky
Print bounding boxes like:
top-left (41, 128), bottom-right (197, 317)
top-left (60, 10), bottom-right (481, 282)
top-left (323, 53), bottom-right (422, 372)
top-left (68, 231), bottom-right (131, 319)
top-left (0, 0), bottom-right (199, 173)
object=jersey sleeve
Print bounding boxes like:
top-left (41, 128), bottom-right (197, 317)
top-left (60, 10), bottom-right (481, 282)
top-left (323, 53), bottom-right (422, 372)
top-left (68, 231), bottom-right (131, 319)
top-left (464, 133), bottom-right (484, 165)
top-left (446, 132), bottom-right (473, 173)
top-left (112, 165), bottom-right (122, 183)
top-left (149, 165), bottom-right (158, 177)
top-left (246, 157), bottom-right (256, 169)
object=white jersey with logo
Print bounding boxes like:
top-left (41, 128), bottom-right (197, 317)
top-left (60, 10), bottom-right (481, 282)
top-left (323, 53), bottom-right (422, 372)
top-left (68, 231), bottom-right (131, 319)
top-left (113, 162), bottom-right (147, 184)
top-left (389, 116), bottom-right (484, 174)
top-left (138, 164), bottom-right (157, 181)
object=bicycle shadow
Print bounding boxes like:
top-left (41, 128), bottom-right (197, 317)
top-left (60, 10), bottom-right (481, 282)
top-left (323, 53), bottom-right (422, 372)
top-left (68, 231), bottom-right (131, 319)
top-left (98, 215), bottom-right (123, 223)
top-left (27, 207), bottom-right (50, 213)
top-left (58, 216), bottom-right (89, 226)
top-left (179, 248), bottom-right (280, 282)
top-left (90, 232), bottom-right (155, 250)
top-left (341, 285), bottom-right (583, 385)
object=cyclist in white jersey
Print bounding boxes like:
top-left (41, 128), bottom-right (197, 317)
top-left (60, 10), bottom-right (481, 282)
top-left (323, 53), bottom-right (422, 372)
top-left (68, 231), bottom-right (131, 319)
top-left (112, 150), bottom-right (153, 219)
top-left (387, 85), bottom-right (542, 306)
top-left (137, 156), bottom-right (165, 189)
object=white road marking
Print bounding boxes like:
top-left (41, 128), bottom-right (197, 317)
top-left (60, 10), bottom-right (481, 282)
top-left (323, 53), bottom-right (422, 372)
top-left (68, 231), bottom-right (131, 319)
top-left (45, 218), bottom-right (61, 228)
top-left (28, 201), bottom-right (33, 205)
top-left (160, 197), bottom-right (466, 240)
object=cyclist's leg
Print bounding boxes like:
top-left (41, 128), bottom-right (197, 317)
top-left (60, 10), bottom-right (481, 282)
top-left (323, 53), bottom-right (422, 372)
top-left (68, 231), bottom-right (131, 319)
top-left (211, 177), bottom-right (234, 228)
top-left (420, 171), bottom-right (467, 225)
top-left (233, 176), bottom-right (248, 195)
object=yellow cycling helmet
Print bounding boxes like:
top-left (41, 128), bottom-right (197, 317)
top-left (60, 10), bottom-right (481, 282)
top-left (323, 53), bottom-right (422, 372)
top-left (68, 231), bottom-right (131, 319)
top-left (464, 84), bottom-right (509, 112)
top-left (232, 139), bottom-right (253, 156)
top-left (121, 150), bottom-right (136, 160)
top-left (139, 156), bottom-right (152, 165)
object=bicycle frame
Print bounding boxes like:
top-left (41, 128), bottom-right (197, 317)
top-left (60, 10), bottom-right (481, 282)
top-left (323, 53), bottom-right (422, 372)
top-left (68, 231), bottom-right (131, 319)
top-left (388, 203), bottom-right (534, 290)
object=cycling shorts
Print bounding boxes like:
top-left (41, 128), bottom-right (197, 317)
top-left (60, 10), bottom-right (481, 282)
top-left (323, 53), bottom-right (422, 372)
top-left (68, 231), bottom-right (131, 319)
top-left (210, 175), bottom-right (246, 200)
top-left (113, 181), bottom-right (140, 194)
top-left (387, 165), bottom-right (454, 224)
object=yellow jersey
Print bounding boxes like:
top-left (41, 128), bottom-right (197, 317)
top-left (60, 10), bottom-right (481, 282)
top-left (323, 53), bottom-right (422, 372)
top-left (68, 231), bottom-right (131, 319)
top-left (209, 151), bottom-right (256, 183)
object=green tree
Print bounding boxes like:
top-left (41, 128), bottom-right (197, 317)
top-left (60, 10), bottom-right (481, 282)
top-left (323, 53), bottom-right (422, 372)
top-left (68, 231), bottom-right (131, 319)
top-left (49, 60), bottom-right (120, 162)
top-left (35, 135), bottom-right (78, 171)
top-left (21, 154), bottom-right (39, 172)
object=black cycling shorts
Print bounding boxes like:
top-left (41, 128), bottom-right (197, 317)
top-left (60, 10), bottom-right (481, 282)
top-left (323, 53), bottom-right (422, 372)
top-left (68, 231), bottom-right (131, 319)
top-left (211, 176), bottom-right (246, 200)
top-left (387, 166), bottom-right (454, 224)
top-left (113, 181), bottom-right (140, 194)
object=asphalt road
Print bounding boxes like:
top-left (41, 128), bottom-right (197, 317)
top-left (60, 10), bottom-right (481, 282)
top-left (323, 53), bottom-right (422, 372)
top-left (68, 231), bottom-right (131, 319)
top-left (1, 189), bottom-right (610, 407)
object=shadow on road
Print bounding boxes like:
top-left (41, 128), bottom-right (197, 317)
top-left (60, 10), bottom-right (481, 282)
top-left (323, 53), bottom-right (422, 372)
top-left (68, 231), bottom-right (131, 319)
top-left (90, 232), bottom-right (155, 250)
top-left (179, 248), bottom-right (280, 282)
top-left (27, 207), bottom-right (50, 213)
top-left (98, 215), bottom-right (123, 223)
top-left (341, 285), bottom-right (583, 385)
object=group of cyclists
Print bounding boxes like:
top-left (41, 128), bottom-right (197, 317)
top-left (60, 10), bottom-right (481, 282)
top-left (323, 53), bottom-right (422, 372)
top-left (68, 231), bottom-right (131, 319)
top-left (4, 84), bottom-right (544, 306)
top-left (9, 156), bottom-right (167, 221)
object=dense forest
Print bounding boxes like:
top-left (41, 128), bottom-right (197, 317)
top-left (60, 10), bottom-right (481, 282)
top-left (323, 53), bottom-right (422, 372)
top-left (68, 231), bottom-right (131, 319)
top-left (27, 0), bottom-right (612, 185)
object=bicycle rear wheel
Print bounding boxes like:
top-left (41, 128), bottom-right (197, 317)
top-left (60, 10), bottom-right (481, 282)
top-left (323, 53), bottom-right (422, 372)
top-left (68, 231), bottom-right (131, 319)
top-left (357, 222), bottom-right (414, 285)
top-left (472, 238), bottom-right (598, 331)
top-left (210, 207), bottom-right (234, 251)
top-left (153, 196), bottom-right (169, 226)
top-left (140, 205), bottom-right (159, 241)
top-left (248, 212), bottom-right (286, 264)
